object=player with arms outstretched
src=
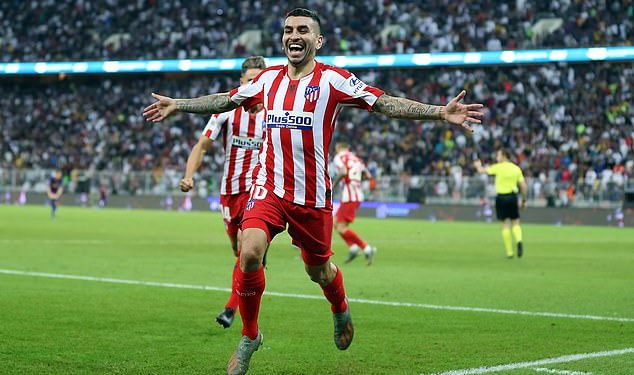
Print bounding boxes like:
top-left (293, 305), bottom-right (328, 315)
top-left (47, 170), bottom-right (63, 219)
top-left (180, 56), bottom-right (267, 328)
top-left (144, 8), bottom-right (484, 375)
top-left (332, 142), bottom-right (376, 265)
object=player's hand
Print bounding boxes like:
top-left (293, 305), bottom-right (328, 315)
top-left (143, 93), bottom-right (178, 122)
top-left (473, 159), bottom-right (482, 168)
top-left (443, 90), bottom-right (484, 133)
top-left (180, 178), bottom-right (194, 192)
top-left (521, 199), bottom-right (527, 209)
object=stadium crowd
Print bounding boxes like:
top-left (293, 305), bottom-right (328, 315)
top-left (2, 0), bottom-right (633, 61)
top-left (2, 62), bottom-right (632, 203)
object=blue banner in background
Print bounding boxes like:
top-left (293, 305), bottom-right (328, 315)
top-left (1, 46), bottom-right (633, 75)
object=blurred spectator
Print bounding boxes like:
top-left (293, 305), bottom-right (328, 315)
top-left (1, 62), bottom-right (632, 204)
top-left (1, 0), bottom-right (632, 62)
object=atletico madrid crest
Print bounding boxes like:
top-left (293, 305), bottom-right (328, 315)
top-left (304, 85), bottom-right (320, 102)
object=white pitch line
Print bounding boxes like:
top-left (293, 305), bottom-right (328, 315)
top-left (426, 348), bottom-right (634, 375)
top-left (0, 269), bottom-right (633, 323)
top-left (0, 239), bottom-right (199, 245)
top-left (532, 367), bottom-right (592, 375)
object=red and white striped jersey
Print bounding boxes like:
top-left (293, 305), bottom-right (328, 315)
top-left (333, 150), bottom-right (366, 203)
top-left (202, 106), bottom-right (265, 195)
top-left (229, 61), bottom-right (384, 208)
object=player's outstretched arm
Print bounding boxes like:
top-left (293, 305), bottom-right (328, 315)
top-left (372, 90), bottom-right (484, 132)
top-left (143, 92), bottom-right (238, 122)
top-left (180, 137), bottom-right (212, 192)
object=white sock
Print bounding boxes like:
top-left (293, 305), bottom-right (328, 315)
top-left (363, 245), bottom-right (373, 255)
top-left (349, 244), bottom-right (360, 254)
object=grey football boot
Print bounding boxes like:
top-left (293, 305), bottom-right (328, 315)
top-left (226, 332), bottom-right (263, 375)
top-left (333, 307), bottom-right (354, 350)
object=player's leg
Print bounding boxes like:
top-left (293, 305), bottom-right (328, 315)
top-left (334, 221), bottom-right (360, 263)
top-left (227, 188), bottom-right (285, 375)
top-left (501, 220), bottom-right (513, 258)
top-left (304, 260), bottom-right (353, 350)
top-left (511, 218), bottom-right (523, 257)
top-left (496, 195), bottom-right (513, 258)
top-left (336, 202), bottom-right (375, 264)
top-left (289, 205), bottom-right (353, 350)
top-left (217, 195), bottom-right (244, 328)
top-left (50, 199), bottom-right (57, 218)
top-left (216, 228), bottom-right (240, 328)
top-left (226, 227), bottom-right (267, 375)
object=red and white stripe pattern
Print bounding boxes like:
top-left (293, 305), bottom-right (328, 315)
top-left (202, 107), bottom-right (265, 195)
top-left (333, 150), bottom-right (366, 203)
top-left (229, 62), bottom-right (384, 208)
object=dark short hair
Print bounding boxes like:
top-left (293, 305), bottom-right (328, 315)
top-left (286, 8), bottom-right (322, 32)
top-left (498, 148), bottom-right (512, 160)
top-left (241, 56), bottom-right (266, 75)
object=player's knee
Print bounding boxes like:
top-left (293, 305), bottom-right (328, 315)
top-left (334, 222), bottom-right (347, 233)
top-left (240, 229), bottom-right (268, 271)
top-left (305, 263), bottom-right (333, 286)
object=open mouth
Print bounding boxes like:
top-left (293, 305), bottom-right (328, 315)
top-left (287, 43), bottom-right (305, 56)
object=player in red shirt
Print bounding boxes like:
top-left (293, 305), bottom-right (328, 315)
top-left (144, 8), bottom-right (483, 375)
top-left (180, 57), bottom-right (266, 329)
top-left (332, 142), bottom-right (377, 265)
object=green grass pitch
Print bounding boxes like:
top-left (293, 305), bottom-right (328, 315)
top-left (0, 205), bottom-right (632, 374)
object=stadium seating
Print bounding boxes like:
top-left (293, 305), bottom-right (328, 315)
top-left (1, 0), bottom-right (632, 61)
top-left (1, 62), bottom-right (631, 203)
top-left (1, 1), bottom-right (632, 205)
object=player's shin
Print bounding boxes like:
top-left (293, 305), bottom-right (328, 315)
top-left (320, 265), bottom-right (348, 313)
top-left (235, 266), bottom-right (265, 340)
top-left (501, 228), bottom-right (513, 258)
top-left (226, 256), bottom-right (241, 311)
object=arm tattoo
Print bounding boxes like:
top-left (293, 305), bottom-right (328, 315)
top-left (373, 95), bottom-right (444, 120)
top-left (175, 93), bottom-right (237, 114)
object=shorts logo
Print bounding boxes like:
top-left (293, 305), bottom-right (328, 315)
top-left (266, 110), bottom-right (314, 131)
top-left (304, 85), bottom-right (320, 103)
top-left (245, 198), bottom-right (255, 211)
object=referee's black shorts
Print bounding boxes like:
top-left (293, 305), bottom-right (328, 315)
top-left (495, 193), bottom-right (519, 220)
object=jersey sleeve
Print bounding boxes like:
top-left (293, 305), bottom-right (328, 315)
top-left (229, 71), bottom-right (266, 110)
top-left (201, 112), bottom-right (229, 140)
top-left (487, 163), bottom-right (499, 176)
top-left (333, 154), bottom-right (346, 174)
top-left (330, 69), bottom-right (385, 111)
top-left (516, 166), bottom-right (525, 183)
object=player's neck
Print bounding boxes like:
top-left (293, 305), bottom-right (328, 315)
top-left (287, 59), bottom-right (316, 80)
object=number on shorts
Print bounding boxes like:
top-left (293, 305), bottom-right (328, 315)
top-left (219, 204), bottom-right (231, 221)
top-left (249, 185), bottom-right (268, 200)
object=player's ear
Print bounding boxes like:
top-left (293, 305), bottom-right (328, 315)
top-left (315, 34), bottom-right (324, 50)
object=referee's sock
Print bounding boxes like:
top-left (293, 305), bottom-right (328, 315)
top-left (501, 228), bottom-right (513, 258)
top-left (511, 225), bottom-right (523, 243)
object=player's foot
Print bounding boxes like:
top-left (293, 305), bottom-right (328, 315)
top-left (333, 307), bottom-right (354, 350)
top-left (506, 255), bottom-right (514, 260)
top-left (344, 251), bottom-right (358, 264)
top-left (517, 242), bottom-right (523, 258)
top-left (227, 332), bottom-right (263, 375)
top-left (364, 246), bottom-right (377, 266)
top-left (216, 307), bottom-right (235, 329)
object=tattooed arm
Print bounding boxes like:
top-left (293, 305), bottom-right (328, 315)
top-left (372, 90), bottom-right (484, 132)
top-left (143, 92), bottom-right (238, 122)
top-left (372, 95), bottom-right (445, 120)
top-left (175, 93), bottom-right (237, 114)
